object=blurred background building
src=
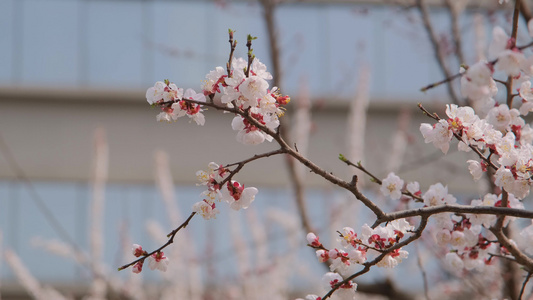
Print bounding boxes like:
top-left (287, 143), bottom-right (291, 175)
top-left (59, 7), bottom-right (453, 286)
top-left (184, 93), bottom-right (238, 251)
top-left (0, 0), bottom-right (530, 298)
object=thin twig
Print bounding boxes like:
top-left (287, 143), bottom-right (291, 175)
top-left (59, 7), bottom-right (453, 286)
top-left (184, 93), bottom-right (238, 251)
top-left (118, 211), bottom-right (196, 271)
top-left (415, 241), bottom-right (431, 300)
top-left (445, 0), bottom-right (465, 64)
top-left (421, 38), bottom-right (533, 93)
top-left (226, 29), bottom-right (237, 77)
top-left (258, 0), bottom-right (314, 235)
top-left (416, 0), bottom-right (460, 104)
top-left (519, 272), bottom-right (532, 300)
top-left (339, 156), bottom-right (424, 202)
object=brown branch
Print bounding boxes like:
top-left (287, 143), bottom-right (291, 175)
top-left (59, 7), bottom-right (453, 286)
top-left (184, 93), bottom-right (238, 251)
top-left (519, 0), bottom-right (532, 23)
top-left (375, 204), bottom-right (533, 226)
top-left (519, 272), bottom-right (532, 300)
top-left (117, 211), bottom-right (196, 271)
top-left (506, 0), bottom-right (521, 108)
top-left (416, 0), bottom-right (460, 104)
top-left (258, 0), bottom-right (314, 235)
top-left (421, 38), bottom-right (533, 93)
top-left (322, 216), bottom-right (429, 300)
top-left (420, 72), bottom-right (462, 92)
top-left (226, 29), bottom-right (237, 77)
top-left (415, 242), bottom-right (431, 300)
top-left (445, 0), bottom-right (465, 64)
top-left (246, 34), bottom-right (255, 78)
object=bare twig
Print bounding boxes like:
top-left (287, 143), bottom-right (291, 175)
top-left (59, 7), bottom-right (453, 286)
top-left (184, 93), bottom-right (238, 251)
top-left (445, 0), bottom-right (465, 64)
top-left (416, 0), bottom-right (460, 104)
top-left (519, 272), bottom-right (532, 300)
top-left (226, 29), bottom-right (237, 77)
top-left (415, 242), bottom-right (431, 300)
top-left (258, 0), bottom-right (314, 235)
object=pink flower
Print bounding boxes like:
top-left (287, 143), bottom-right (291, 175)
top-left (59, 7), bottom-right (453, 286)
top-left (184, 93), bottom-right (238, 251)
top-left (132, 244), bottom-right (144, 257)
top-left (132, 261), bottom-right (143, 274)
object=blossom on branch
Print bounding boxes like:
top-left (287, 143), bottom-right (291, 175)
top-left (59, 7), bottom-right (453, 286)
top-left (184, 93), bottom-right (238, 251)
top-left (380, 172), bottom-right (404, 200)
top-left (221, 181), bottom-right (258, 210)
top-left (420, 120), bottom-right (453, 154)
top-left (146, 80), bottom-right (182, 105)
top-left (147, 251), bottom-right (169, 272)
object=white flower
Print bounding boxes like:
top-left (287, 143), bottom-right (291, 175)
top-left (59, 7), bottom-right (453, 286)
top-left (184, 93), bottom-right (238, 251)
top-left (322, 272), bottom-right (344, 290)
top-left (467, 160), bottom-right (483, 181)
top-left (316, 249), bottom-right (329, 263)
top-left (347, 248), bottom-right (366, 265)
top-left (132, 244), bottom-right (144, 257)
top-left (236, 128), bottom-right (265, 145)
top-left (338, 227), bottom-right (357, 247)
top-left (156, 111), bottom-right (174, 122)
top-left (192, 200), bottom-right (220, 220)
top-left (488, 26), bottom-right (508, 60)
top-left (132, 261), bottom-right (143, 274)
top-left (251, 58), bottom-right (272, 80)
top-left (420, 120), bottom-right (453, 154)
top-left (307, 232), bottom-right (321, 246)
top-left (464, 62), bottom-right (493, 86)
top-left (221, 181), bottom-right (258, 210)
top-left (520, 80), bottom-right (533, 102)
top-left (487, 104), bottom-right (513, 131)
top-left (321, 272), bottom-right (357, 295)
top-left (148, 252), bottom-right (169, 272)
top-left (239, 76), bottom-right (269, 103)
top-left (231, 114), bottom-right (277, 145)
top-left (171, 88), bottom-right (206, 125)
top-left (422, 183), bottom-right (456, 206)
top-left (494, 167), bottom-right (515, 192)
top-left (146, 81), bottom-right (182, 104)
top-left (390, 218), bottom-right (414, 234)
top-left (434, 229), bottom-right (451, 246)
top-left (380, 172), bottom-right (404, 200)
top-left (376, 249), bottom-right (408, 268)
top-left (445, 252), bottom-right (464, 272)
top-left (406, 181), bottom-right (420, 195)
top-left (496, 50), bottom-right (525, 77)
top-left (450, 231), bottom-right (466, 248)
top-left (202, 66), bottom-right (226, 95)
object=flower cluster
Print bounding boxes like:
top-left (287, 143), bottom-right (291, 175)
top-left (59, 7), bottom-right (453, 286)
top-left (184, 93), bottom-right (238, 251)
top-left (421, 22), bottom-right (533, 201)
top-left (147, 80), bottom-right (207, 125)
top-left (421, 101), bottom-right (533, 199)
top-left (420, 21), bottom-right (533, 200)
top-left (378, 170), bottom-right (524, 273)
top-left (147, 55), bottom-right (290, 145)
top-left (193, 162), bottom-right (258, 220)
top-left (303, 219), bottom-right (413, 298)
top-left (129, 244), bottom-right (169, 274)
